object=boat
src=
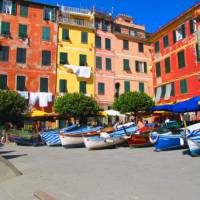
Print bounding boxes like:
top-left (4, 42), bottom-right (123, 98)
top-left (186, 129), bottom-right (200, 156)
top-left (84, 125), bottom-right (138, 150)
top-left (128, 133), bottom-right (152, 148)
top-left (40, 124), bottom-right (77, 146)
top-left (59, 126), bottom-right (103, 148)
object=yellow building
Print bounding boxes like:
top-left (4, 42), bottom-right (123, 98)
top-left (57, 6), bottom-right (95, 96)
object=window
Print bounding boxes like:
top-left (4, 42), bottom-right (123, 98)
top-left (156, 62), bottom-right (161, 77)
top-left (0, 0), bottom-right (16, 15)
top-left (96, 56), bottom-right (102, 69)
top-left (171, 82), bottom-right (175, 97)
top-left (0, 74), bottom-right (7, 90)
top-left (160, 85), bottom-right (166, 98)
top-left (105, 38), bottom-right (111, 50)
top-left (80, 81), bottom-right (86, 94)
top-left (60, 52), bottom-right (68, 65)
top-left (196, 44), bottom-right (200, 62)
top-left (165, 57), bottom-right (171, 73)
top-left (42, 50), bottom-right (51, 66)
top-left (163, 35), bottom-right (169, 48)
top-left (1, 21), bottom-right (10, 36)
top-left (138, 43), bottom-right (144, 52)
top-left (123, 59), bottom-right (130, 70)
top-left (20, 3), bottom-right (28, 17)
top-left (16, 48), bottom-right (26, 64)
top-left (98, 82), bottom-right (105, 95)
top-left (178, 50), bottom-right (185, 68)
top-left (154, 41), bottom-right (160, 53)
top-left (0, 46), bottom-right (9, 61)
top-left (18, 24), bottom-right (27, 38)
top-left (79, 54), bottom-right (87, 66)
top-left (106, 58), bottom-right (111, 70)
top-left (81, 32), bottom-right (88, 43)
top-left (59, 79), bottom-right (67, 93)
top-left (173, 24), bottom-right (185, 43)
top-left (190, 19), bottom-right (196, 34)
top-left (139, 82), bottom-right (144, 92)
top-left (95, 36), bottom-right (101, 49)
top-left (16, 76), bottom-right (26, 91)
top-left (180, 79), bottom-right (188, 94)
top-left (40, 77), bottom-right (48, 92)
top-left (43, 7), bottom-right (56, 22)
top-left (42, 27), bottom-right (50, 41)
top-left (124, 81), bottom-right (130, 93)
top-left (62, 28), bottom-right (69, 40)
top-left (123, 40), bottom-right (129, 50)
top-left (135, 61), bottom-right (147, 73)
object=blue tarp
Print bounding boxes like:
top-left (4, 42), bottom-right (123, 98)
top-left (152, 96), bottom-right (200, 113)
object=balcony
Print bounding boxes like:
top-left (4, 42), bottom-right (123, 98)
top-left (59, 17), bottom-right (95, 29)
top-left (61, 6), bottom-right (92, 16)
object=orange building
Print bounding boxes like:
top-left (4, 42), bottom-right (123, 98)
top-left (0, 0), bottom-right (58, 111)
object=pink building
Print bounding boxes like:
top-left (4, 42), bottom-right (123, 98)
top-left (95, 13), bottom-right (153, 109)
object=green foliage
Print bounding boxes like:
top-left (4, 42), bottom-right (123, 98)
top-left (113, 91), bottom-right (154, 114)
top-left (0, 90), bottom-right (28, 125)
top-left (54, 93), bottom-right (99, 124)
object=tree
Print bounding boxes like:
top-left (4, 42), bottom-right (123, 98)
top-left (113, 91), bottom-right (154, 120)
top-left (0, 90), bottom-right (28, 127)
top-left (54, 93), bottom-right (99, 124)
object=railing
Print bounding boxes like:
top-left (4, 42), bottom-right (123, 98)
top-left (59, 17), bottom-right (95, 29)
top-left (61, 6), bottom-right (91, 15)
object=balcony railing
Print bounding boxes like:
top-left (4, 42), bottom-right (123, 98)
top-left (59, 17), bottom-right (95, 29)
top-left (61, 6), bottom-right (91, 15)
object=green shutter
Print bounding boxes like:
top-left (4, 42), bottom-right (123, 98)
top-left (95, 36), bottom-right (101, 48)
top-left (144, 62), bottom-right (147, 73)
top-left (180, 79), bottom-right (188, 94)
top-left (173, 30), bottom-right (176, 43)
top-left (105, 38), bottom-right (111, 50)
top-left (42, 27), bottom-right (50, 41)
top-left (51, 8), bottom-right (56, 22)
top-left (154, 41), bottom-right (160, 53)
top-left (139, 82), bottom-right (144, 92)
top-left (123, 40), bottom-right (129, 50)
top-left (190, 20), bottom-right (195, 34)
top-left (0, 74), bottom-right (7, 90)
top-left (96, 56), bottom-right (102, 69)
top-left (163, 35), bottom-right (169, 48)
top-left (59, 79), bottom-right (67, 93)
top-left (40, 77), bottom-right (48, 92)
top-left (196, 44), bottom-right (200, 62)
top-left (81, 32), bottom-right (88, 43)
top-left (178, 50), bottom-right (185, 68)
top-left (16, 48), bottom-right (26, 63)
top-left (20, 3), bottom-right (28, 17)
top-left (106, 58), bottom-right (111, 70)
top-left (161, 85), bottom-right (166, 98)
top-left (165, 57), bottom-right (170, 73)
top-left (171, 82), bottom-right (175, 97)
top-left (124, 81), bottom-right (130, 93)
top-left (0, 46), bottom-right (9, 61)
top-left (18, 24), bottom-right (27, 38)
top-left (80, 54), bottom-right (87, 66)
top-left (0, 1), bottom-right (2, 13)
top-left (17, 76), bottom-right (26, 91)
top-left (60, 52), bottom-right (68, 65)
top-left (135, 61), bottom-right (139, 72)
top-left (98, 83), bottom-right (105, 95)
top-left (123, 59), bottom-right (130, 70)
top-left (80, 81), bottom-right (86, 94)
top-left (1, 22), bottom-right (10, 35)
top-left (156, 62), bottom-right (161, 77)
top-left (181, 24), bottom-right (185, 38)
top-left (42, 51), bottom-right (51, 66)
top-left (62, 29), bottom-right (69, 40)
top-left (11, 1), bottom-right (17, 15)
top-left (138, 43), bottom-right (144, 52)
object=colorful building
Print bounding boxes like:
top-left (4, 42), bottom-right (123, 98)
top-left (0, 0), bottom-right (58, 112)
top-left (95, 13), bottom-right (153, 109)
top-left (150, 3), bottom-right (200, 104)
top-left (57, 6), bottom-right (95, 97)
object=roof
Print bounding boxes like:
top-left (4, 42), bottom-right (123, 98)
top-left (23, 0), bottom-right (59, 8)
top-left (150, 2), bottom-right (200, 41)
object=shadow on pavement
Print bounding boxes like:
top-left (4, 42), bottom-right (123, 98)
top-left (2, 154), bottom-right (28, 160)
top-left (0, 150), bottom-right (16, 155)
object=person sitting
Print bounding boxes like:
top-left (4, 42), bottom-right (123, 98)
top-left (137, 118), bottom-right (145, 129)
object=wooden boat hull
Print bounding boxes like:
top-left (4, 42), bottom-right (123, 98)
top-left (59, 134), bottom-right (85, 148)
top-left (128, 134), bottom-right (152, 148)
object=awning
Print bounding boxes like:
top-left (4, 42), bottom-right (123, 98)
top-left (164, 83), bottom-right (172, 100)
top-left (155, 86), bottom-right (162, 102)
top-left (28, 109), bottom-right (48, 117)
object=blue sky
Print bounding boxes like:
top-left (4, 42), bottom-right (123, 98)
top-left (35, 0), bottom-right (198, 33)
